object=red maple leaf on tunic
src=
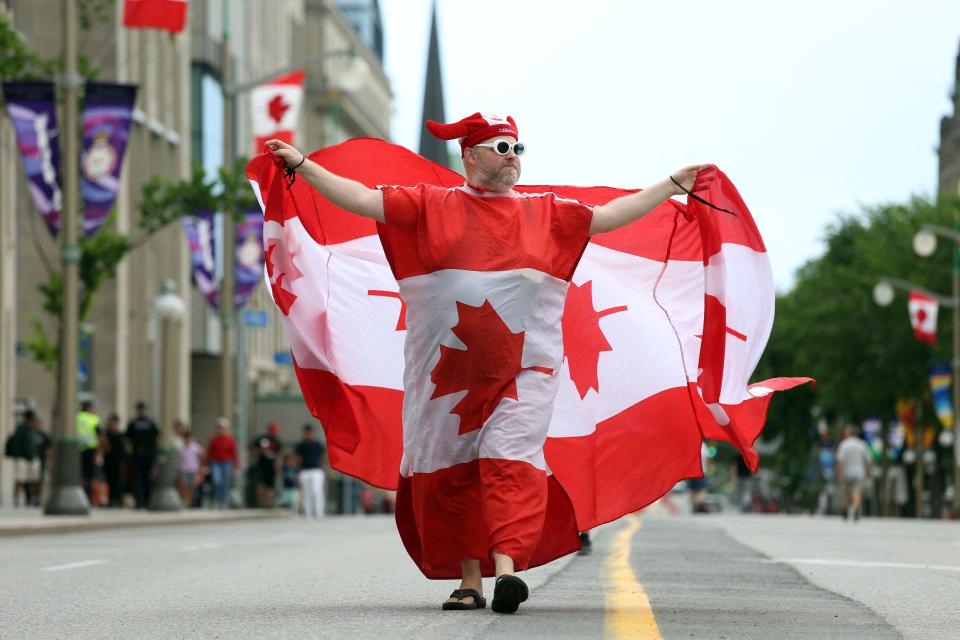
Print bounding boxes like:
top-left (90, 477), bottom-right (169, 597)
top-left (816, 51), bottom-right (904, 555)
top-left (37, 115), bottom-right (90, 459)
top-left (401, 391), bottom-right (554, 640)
top-left (268, 94), bottom-right (290, 124)
top-left (561, 280), bottom-right (627, 399)
top-left (430, 299), bottom-right (552, 434)
top-left (265, 241), bottom-right (302, 315)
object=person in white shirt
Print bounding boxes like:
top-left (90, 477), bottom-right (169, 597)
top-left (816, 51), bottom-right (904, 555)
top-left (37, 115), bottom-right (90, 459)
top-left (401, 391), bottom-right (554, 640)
top-left (835, 425), bottom-right (873, 521)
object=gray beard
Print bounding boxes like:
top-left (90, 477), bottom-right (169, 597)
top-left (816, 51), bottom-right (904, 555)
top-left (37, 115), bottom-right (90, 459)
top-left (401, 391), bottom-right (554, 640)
top-left (477, 165), bottom-right (519, 191)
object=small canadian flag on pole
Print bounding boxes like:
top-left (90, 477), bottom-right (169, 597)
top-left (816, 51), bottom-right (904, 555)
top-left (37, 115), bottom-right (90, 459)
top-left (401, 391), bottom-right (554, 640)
top-left (123, 0), bottom-right (188, 33)
top-left (908, 291), bottom-right (938, 344)
top-left (251, 70), bottom-right (305, 154)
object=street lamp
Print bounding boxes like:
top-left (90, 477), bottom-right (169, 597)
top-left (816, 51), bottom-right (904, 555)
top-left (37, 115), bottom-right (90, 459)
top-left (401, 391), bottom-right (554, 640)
top-left (45, 0), bottom-right (88, 516)
top-left (149, 279), bottom-right (185, 512)
top-left (912, 223), bottom-right (960, 514)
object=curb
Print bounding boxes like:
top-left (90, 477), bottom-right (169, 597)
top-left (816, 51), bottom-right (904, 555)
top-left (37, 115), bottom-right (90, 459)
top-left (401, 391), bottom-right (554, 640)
top-left (0, 510), bottom-right (289, 538)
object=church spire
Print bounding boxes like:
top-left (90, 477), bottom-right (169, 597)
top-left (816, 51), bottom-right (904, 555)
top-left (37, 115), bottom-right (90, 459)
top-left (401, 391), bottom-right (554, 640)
top-left (418, 2), bottom-right (449, 166)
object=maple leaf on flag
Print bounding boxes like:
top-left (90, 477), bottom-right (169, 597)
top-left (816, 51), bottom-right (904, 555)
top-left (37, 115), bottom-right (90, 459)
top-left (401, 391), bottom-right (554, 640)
top-left (265, 242), bottom-right (301, 315)
top-left (430, 299), bottom-right (552, 434)
top-left (268, 94), bottom-right (291, 124)
top-left (561, 280), bottom-right (627, 399)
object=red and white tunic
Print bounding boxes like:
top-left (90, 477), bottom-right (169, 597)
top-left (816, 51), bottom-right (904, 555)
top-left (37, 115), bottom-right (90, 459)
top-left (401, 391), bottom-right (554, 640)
top-left (378, 183), bottom-right (592, 577)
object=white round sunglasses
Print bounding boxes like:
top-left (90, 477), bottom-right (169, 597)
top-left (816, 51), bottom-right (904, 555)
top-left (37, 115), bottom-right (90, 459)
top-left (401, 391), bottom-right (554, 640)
top-left (473, 139), bottom-right (526, 156)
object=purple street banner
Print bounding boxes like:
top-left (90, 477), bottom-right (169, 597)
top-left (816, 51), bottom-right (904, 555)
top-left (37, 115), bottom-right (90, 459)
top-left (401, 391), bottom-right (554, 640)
top-left (183, 211), bottom-right (264, 310)
top-left (235, 210), bottom-right (264, 309)
top-left (81, 82), bottom-right (138, 236)
top-left (182, 211), bottom-right (219, 308)
top-left (1, 80), bottom-right (63, 237)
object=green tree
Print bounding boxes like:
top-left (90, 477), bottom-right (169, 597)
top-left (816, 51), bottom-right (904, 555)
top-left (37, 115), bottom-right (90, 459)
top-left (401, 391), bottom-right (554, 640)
top-left (26, 159), bottom-right (256, 373)
top-left (756, 194), bottom-right (960, 508)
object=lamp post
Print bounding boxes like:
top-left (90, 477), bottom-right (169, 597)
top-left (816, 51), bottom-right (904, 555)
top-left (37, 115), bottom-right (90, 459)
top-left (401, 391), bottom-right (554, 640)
top-left (217, 27), bottom-right (363, 507)
top-left (45, 0), bottom-right (88, 516)
top-left (912, 224), bottom-right (960, 514)
top-left (149, 279), bottom-right (185, 511)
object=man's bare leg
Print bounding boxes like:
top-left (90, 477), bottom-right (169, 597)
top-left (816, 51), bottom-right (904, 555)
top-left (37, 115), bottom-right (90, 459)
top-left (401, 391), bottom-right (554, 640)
top-left (445, 559), bottom-right (483, 606)
top-left (493, 552), bottom-right (514, 577)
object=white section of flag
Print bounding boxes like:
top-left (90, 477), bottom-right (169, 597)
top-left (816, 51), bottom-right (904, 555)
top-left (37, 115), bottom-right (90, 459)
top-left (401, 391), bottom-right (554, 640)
top-left (908, 291), bottom-right (938, 341)
top-left (251, 82), bottom-right (303, 137)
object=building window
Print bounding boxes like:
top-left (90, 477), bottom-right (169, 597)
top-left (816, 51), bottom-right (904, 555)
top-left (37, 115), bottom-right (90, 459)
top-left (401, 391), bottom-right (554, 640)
top-left (336, 0), bottom-right (384, 63)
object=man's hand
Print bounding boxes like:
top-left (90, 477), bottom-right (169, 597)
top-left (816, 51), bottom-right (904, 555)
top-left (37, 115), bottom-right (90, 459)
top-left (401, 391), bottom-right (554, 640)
top-left (669, 164), bottom-right (713, 195)
top-left (265, 139), bottom-right (303, 169)
top-left (263, 138), bottom-right (386, 222)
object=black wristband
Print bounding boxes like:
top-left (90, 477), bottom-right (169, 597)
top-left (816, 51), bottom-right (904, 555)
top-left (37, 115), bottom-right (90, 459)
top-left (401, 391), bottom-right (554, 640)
top-left (289, 153), bottom-right (306, 171)
top-left (668, 174), bottom-right (737, 217)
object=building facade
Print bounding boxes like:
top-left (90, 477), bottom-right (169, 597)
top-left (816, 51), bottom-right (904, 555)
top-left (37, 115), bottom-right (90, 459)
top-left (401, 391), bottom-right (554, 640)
top-left (0, 0), bottom-right (392, 504)
top-left (1, 0), bottom-right (193, 503)
top-left (939, 40), bottom-right (960, 196)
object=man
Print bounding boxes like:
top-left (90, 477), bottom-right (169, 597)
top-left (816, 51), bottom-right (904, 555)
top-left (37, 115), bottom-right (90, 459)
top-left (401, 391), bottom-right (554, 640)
top-left (252, 423), bottom-right (282, 508)
top-left (266, 112), bottom-right (707, 614)
top-left (6, 410), bottom-right (41, 507)
top-left (76, 400), bottom-right (101, 504)
top-left (102, 413), bottom-right (127, 507)
top-left (836, 425), bottom-right (873, 521)
top-left (294, 424), bottom-right (327, 519)
top-left (125, 401), bottom-right (159, 509)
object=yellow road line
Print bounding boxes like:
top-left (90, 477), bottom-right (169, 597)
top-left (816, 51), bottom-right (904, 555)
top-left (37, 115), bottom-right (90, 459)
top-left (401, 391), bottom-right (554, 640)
top-left (603, 516), bottom-right (662, 639)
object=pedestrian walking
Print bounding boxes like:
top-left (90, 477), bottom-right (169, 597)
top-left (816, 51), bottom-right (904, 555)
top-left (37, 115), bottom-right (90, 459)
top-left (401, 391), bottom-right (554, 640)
top-left (264, 118), bottom-right (710, 613)
top-left (294, 424), bottom-right (326, 519)
top-left (5, 410), bottom-right (42, 507)
top-left (252, 422), bottom-right (282, 508)
top-left (125, 401), bottom-right (159, 509)
top-left (836, 425), bottom-right (873, 521)
top-left (255, 107), bottom-right (806, 613)
top-left (279, 453), bottom-right (298, 515)
top-left (733, 454), bottom-right (754, 513)
top-left (206, 418), bottom-right (237, 509)
top-left (102, 413), bottom-right (128, 507)
top-left (76, 400), bottom-right (101, 504)
top-left (177, 429), bottom-right (204, 507)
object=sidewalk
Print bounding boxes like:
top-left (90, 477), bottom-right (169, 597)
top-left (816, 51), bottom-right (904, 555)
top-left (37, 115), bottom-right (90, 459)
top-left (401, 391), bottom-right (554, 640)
top-left (0, 505), bottom-right (289, 537)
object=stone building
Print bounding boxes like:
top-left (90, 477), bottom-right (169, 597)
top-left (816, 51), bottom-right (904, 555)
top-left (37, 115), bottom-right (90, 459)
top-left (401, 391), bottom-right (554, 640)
top-left (939, 39), bottom-right (960, 196)
top-left (0, 0), bottom-right (392, 504)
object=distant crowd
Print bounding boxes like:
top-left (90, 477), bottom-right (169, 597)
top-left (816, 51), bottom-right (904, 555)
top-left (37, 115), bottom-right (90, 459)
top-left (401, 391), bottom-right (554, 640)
top-left (5, 400), bottom-right (331, 517)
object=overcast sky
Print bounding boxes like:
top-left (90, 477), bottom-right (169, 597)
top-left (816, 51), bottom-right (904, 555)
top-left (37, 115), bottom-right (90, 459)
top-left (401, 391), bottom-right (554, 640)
top-left (378, 0), bottom-right (960, 290)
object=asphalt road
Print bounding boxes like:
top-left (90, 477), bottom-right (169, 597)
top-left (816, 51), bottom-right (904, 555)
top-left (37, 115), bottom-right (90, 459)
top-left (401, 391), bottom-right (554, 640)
top-left (0, 512), bottom-right (955, 639)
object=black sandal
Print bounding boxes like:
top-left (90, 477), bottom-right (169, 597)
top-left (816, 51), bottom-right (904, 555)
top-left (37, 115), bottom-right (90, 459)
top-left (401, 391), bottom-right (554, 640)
top-left (441, 588), bottom-right (487, 610)
top-left (491, 575), bottom-right (529, 614)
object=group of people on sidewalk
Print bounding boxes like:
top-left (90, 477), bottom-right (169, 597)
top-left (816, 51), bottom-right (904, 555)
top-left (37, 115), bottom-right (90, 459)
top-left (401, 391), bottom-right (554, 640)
top-left (6, 401), bottom-right (329, 516)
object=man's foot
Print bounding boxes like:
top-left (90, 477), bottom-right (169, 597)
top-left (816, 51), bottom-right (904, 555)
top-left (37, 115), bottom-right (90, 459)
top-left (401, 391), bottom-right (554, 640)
top-left (578, 532), bottom-right (592, 556)
top-left (491, 575), bottom-right (529, 614)
top-left (442, 588), bottom-right (485, 610)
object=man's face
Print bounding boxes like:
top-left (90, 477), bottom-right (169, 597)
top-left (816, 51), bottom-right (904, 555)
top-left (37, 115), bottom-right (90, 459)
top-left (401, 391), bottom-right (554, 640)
top-left (465, 136), bottom-right (522, 190)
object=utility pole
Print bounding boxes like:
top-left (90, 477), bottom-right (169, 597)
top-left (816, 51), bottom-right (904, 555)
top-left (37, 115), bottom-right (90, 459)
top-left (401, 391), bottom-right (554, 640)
top-left (45, 0), bottom-right (89, 515)
top-left (953, 220), bottom-right (960, 516)
top-left (221, 0), bottom-right (235, 430)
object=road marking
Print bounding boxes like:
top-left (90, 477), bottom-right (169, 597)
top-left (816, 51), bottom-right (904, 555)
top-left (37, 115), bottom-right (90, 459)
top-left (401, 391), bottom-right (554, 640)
top-left (181, 542), bottom-right (221, 551)
top-left (42, 559), bottom-right (107, 572)
top-left (761, 558), bottom-right (960, 573)
top-left (603, 516), bottom-right (662, 639)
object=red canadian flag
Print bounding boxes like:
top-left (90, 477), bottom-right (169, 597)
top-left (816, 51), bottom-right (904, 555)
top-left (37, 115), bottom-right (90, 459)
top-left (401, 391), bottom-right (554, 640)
top-left (251, 71), bottom-right (304, 154)
top-left (246, 140), bottom-right (811, 578)
top-left (122, 0), bottom-right (187, 33)
top-left (908, 291), bottom-right (938, 344)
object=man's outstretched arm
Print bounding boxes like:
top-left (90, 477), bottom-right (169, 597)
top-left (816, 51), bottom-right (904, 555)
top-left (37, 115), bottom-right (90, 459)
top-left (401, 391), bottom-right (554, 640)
top-left (588, 164), bottom-right (710, 235)
top-left (265, 139), bottom-right (385, 223)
